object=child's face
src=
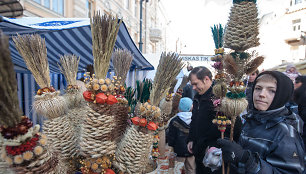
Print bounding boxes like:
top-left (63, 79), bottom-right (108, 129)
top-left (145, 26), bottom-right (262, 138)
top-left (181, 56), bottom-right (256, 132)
top-left (253, 80), bottom-right (277, 111)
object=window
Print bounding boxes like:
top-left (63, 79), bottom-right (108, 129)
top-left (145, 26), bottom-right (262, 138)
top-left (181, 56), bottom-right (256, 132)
top-left (52, 0), bottom-right (64, 15)
top-left (295, 0), bottom-right (302, 4)
top-left (125, 0), bottom-right (130, 10)
top-left (292, 19), bottom-right (301, 31)
top-left (32, 0), bottom-right (64, 15)
top-left (44, 0), bottom-right (50, 8)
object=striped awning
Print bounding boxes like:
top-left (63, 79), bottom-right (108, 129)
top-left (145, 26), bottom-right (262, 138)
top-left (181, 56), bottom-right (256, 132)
top-left (0, 16), bottom-right (154, 73)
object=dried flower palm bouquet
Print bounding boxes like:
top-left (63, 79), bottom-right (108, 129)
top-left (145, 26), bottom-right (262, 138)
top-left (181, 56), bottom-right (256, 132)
top-left (57, 54), bottom-right (86, 171)
top-left (210, 24), bottom-right (230, 174)
top-left (113, 52), bottom-right (183, 173)
top-left (78, 13), bottom-right (124, 174)
top-left (219, 0), bottom-right (264, 173)
top-left (0, 30), bottom-right (65, 173)
top-left (13, 34), bottom-right (77, 172)
top-left (58, 55), bottom-right (82, 108)
top-left (13, 34), bottom-right (68, 119)
top-left (155, 53), bottom-right (184, 157)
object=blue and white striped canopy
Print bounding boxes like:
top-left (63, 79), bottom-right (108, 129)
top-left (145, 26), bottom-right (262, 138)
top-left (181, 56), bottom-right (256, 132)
top-left (0, 16), bottom-right (154, 73)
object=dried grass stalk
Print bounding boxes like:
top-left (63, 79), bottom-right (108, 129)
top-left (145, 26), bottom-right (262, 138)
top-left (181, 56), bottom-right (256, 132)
top-left (220, 97), bottom-right (248, 118)
top-left (13, 34), bottom-right (50, 88)
top-left (0, 30), bottom-right (22, 127)
top-left (213, 82), bottom-right (227, 98)
top-left (179, 75), bottom-right (189, 90)
top-left (223, 54), bottom-right (238, 76)
top-left (150, 52), bottom-right (184, 106)
top-left (112, 49), bottom-right (133, 83)
top-left (58, 55), bottom-right (80, 86)
top-left (246, 56), bottom-right (264, 74)
top-left (91, 12), bottom-right (122, 79)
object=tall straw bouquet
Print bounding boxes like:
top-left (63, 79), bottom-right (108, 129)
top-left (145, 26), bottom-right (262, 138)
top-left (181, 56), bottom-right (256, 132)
top-left (0, 30), bottom-right (65, 173)
top-left (78, 13), bottom-right (124, 174)
top-left (221, 0), bottom-right (264, 173)
top-left (13, 34), bottom-right (68, 119)
top-left (114, 52), bottom-right (184, 173)
top-left (111, 49), bottom-right (133, 143)
top-left (58, 54), bottom-right (83, 108)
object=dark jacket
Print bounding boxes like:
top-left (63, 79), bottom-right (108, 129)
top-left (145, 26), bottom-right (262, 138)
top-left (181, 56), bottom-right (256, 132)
top-left (188, 87), bottom-right (242, 159)
top-left (166, 116), bottom-right (192, 157)
top-left (294, 90), bottom-right (306, 147)
top-left (182, 84), bottom-right (196, 100)
top-left (238, 107), bottom-right (305, 174)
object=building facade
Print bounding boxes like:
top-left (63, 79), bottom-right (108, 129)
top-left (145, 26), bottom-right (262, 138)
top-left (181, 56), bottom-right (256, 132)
top-left (258, 0), bottom-right (306, 69)
top-left (19, 0), bottom-right (168, 54)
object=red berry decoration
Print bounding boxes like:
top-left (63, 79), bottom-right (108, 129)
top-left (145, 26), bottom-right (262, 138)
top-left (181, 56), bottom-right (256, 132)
top-left (83, 91), bottom-right (94, 102)
top-left (96, 93), bottom-right (108, 104)
top-left (106, 95), bottom-right (118, 105)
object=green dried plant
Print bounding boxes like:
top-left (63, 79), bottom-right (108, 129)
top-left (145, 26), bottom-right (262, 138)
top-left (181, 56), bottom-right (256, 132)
top-left (211, 24), bottom-right (224, 49)
top-left (136, 78), bottom-right (152, 103)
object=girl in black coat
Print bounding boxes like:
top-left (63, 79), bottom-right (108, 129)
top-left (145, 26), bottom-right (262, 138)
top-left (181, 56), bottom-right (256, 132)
top-left (218, 71), bottom-right (305, 174)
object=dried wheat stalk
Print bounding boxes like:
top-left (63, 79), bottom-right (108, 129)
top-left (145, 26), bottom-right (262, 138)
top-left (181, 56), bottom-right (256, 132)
top-left (91, 12), bottom-right (122, 79)
top-left (150, 52), bottom-right (184, 106)
top-left (112, 49), bottom-right (133, 83)
top-left (13, 34), bottom-right (50, 88)
top-left (58, 55), bottom-right (80, 86)
top-left (0, 30), bottom-right (22, 127)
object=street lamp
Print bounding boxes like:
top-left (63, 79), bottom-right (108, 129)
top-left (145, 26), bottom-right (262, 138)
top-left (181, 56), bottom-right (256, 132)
top-left (139, 0), bottom-right (148, 52)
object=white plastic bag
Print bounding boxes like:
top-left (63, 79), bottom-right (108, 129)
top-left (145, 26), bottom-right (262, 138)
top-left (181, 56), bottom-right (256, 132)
top-left (203, 147), bottom-right (222, 172)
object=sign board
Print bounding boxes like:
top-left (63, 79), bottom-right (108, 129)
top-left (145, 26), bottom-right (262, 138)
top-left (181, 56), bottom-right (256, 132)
top-left (180, 55), bottom-right (213, 62)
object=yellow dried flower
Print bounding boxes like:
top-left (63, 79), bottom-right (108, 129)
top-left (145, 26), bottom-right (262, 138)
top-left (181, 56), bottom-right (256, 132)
top-left (34, 146), bottom-right (43, 156)
top-left (14, 155), bottom-right (23, 164)
top-left (91, 163), bottom-right (98, 170)
top-left (99, 79), bottom-right (105, 84)
top-left (93, 83), bottom-right (100, 91)
top-left (105, 78), bottom-right (111, 85)
top-left (23, 151), bottom-right (33, 161)
top-left (5, 157), bottom-right (13, 165)
top-left (39, 138), bottom-right (47, 146)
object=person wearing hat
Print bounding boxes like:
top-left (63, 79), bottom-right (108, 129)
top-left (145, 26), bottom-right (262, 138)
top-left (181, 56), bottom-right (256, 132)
top-left (283, 63), bottom-right (301, 83)
top-left (166, 97), bottom-right (196, 174)
top-left (217, 71), bottom-right (305, 173)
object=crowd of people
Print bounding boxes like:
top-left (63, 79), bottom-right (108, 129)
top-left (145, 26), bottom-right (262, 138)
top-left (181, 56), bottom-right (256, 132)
top-left (166, 64), bottom-right (306, 174)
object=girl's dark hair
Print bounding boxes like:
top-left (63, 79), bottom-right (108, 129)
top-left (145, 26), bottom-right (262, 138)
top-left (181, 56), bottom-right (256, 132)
top-left (188, 66), bottom-right (212, 81)
top-left (294, 76), bottom-right (306, 104)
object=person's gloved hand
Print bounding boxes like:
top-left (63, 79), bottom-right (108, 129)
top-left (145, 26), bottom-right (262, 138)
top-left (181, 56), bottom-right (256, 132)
top-left (217, 138), bottom-right (249, 164)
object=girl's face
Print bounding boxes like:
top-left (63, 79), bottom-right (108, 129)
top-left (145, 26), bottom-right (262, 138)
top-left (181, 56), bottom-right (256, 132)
top-left (253, 80), bottom-right (277, 111)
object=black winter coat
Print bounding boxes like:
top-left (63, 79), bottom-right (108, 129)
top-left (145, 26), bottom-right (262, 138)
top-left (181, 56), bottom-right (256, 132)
top-left (238, 107), bottom-right (305, 174)
top-left (297, 96), bottom-right (306, 148)
top-left (166, 116), bottom-right (192, 157)
top-left (187, 87), bottom-right (242, 159)
top-left (182, 84), bottom-right (196, 99)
